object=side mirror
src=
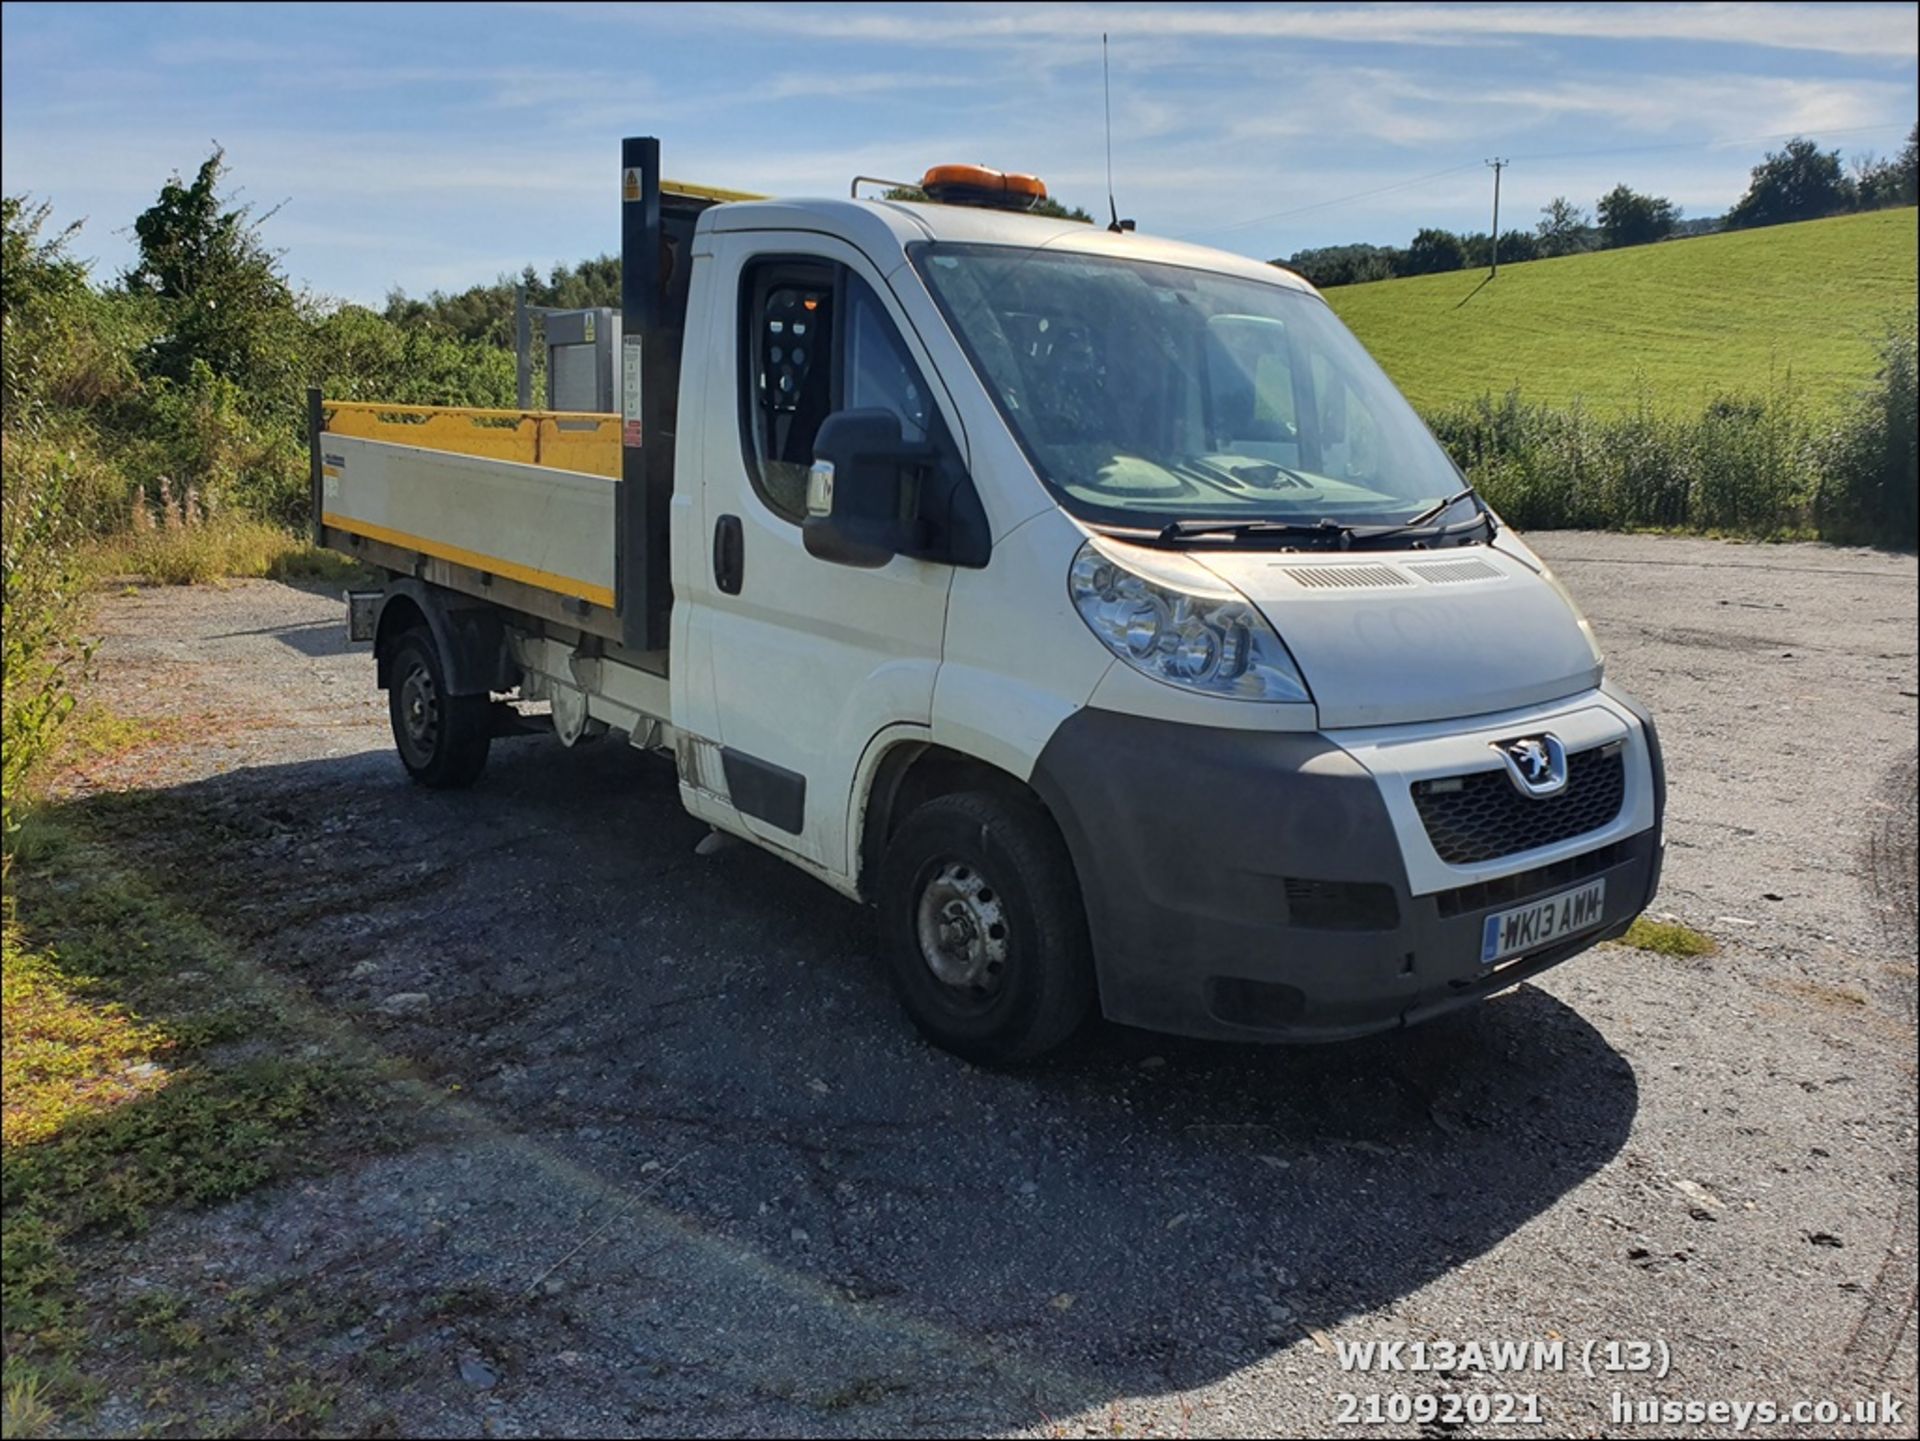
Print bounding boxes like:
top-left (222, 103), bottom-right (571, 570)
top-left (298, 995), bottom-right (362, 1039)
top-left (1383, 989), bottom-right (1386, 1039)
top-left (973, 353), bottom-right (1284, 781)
top-left (802, 408), bottom-right (932, 568)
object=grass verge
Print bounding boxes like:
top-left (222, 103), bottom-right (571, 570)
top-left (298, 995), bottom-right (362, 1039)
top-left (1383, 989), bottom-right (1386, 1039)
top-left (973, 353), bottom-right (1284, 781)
top-left (1, 803), bottom-right (409, 1433)
top-left (82, 514), bottom-right (371, 589)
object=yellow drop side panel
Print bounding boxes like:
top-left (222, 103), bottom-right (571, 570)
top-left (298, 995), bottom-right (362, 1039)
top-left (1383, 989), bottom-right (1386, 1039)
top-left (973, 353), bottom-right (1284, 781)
top-left (324, 402), bottom-right (621, 479)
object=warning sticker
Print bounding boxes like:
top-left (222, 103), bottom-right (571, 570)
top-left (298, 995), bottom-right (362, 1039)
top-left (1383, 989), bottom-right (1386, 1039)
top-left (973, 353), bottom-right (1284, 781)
top-left (622, 335), bottom-right (644, 447)
top-left (622, 167), bottom-right (642, 203)
top-left (583, 312), bottom-right (595, 343)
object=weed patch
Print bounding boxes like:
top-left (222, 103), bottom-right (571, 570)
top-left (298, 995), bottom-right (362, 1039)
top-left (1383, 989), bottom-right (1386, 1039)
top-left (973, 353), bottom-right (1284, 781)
top-left (1619, 917), bottom-right (1719, 958)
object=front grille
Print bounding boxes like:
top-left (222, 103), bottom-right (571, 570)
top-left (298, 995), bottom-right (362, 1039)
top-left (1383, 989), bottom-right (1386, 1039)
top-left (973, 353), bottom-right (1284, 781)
top-left (1434, 839), bottom-right (1631, 919)
top-left (1413, 746), bottom-right (1626, 864)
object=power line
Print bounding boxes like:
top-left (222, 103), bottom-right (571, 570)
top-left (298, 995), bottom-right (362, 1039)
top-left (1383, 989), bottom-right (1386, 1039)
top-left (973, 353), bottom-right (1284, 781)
top-left (1186, 161), bottom-right (1483, 238)
top-left (1507, 121), bottom-right (1911, 167)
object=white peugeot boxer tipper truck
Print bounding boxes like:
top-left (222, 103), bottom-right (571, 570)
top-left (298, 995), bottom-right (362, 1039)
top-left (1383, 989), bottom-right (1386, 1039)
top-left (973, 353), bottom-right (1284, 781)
top-left (314, 139), bottom-right (1665, 1063)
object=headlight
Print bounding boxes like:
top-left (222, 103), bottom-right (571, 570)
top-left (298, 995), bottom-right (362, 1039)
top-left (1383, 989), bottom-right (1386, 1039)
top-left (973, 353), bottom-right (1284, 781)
top-left (1068, 537), bottom-right (1311, 702)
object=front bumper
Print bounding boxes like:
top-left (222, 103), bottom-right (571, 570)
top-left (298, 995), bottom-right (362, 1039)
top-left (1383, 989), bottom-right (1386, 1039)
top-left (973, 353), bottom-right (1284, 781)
top-left (1029, 687), bottom-right (1666, 1042)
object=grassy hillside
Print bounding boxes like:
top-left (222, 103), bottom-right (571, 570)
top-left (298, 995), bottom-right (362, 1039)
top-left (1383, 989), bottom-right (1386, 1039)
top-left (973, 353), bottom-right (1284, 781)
top-left (1325, 208), bottom-right (1918, 415)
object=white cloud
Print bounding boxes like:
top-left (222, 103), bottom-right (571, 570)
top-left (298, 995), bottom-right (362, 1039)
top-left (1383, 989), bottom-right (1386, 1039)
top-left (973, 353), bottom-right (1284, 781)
top-left (1472, 75), bottom-right (1909, 140)
top-left (761, 71), bottom-right (981, 102)
top-left (618, 2), bottom-right (1920, 60)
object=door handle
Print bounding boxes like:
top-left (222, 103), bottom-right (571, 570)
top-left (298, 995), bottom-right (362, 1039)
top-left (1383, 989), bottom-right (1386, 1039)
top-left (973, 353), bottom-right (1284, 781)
top-left (713, 514), bottom-right (744, 595)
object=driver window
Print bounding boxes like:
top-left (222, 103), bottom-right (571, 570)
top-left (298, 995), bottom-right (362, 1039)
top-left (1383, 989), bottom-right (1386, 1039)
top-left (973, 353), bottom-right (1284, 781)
top-left (743, 262), bottom-right (835, 522)
top-left (740, 264), bottom-right (945, 524)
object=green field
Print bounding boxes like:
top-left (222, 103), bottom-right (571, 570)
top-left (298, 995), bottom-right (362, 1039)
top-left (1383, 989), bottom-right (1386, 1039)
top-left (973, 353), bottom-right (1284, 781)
top-left (1324, 208), bottom-right (1918, 415)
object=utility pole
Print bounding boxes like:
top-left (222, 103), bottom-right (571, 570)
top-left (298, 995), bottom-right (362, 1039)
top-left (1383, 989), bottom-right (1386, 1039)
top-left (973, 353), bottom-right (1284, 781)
top-left (1485, 158), bottom-right (1509, 277)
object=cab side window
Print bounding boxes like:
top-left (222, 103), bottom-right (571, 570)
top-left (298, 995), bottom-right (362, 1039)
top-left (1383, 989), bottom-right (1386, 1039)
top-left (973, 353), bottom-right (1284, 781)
top-left (742, 263), bottom-right (836, 522)
top-left (740, 261), bottom-right (954, 525)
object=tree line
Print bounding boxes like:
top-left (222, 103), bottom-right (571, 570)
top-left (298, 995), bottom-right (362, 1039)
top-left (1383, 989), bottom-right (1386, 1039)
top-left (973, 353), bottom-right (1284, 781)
top-left (2, 151), bottom-right (516, 534)
top-left (1280, 126), bottom-right (1919, 289)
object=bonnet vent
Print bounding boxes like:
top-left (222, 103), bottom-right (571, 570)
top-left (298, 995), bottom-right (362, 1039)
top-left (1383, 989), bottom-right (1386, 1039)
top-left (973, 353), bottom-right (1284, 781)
top-left (1281, 564), bottom-right (1413, 590)
top-left (1407, 557), bottom-right (1503, 584)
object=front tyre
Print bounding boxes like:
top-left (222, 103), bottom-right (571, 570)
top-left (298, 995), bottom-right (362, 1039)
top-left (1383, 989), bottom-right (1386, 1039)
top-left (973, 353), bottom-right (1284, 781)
top-left (877, 790), bottom-right (1094, 1064)
top-left (387, 627), bottom-right (490, 789)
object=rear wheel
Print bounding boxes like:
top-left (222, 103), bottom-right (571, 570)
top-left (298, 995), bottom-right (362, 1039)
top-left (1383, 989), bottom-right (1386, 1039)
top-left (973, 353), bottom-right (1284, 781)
top-left (387, 628), bottom-right (490, 788)
top-left (877, 789), bottom-right (1094, 1064)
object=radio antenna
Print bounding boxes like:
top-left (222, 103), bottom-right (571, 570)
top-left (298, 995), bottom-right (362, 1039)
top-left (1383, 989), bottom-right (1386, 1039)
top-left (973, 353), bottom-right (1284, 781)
top-left (1102, 34), bottom-right (1134, 233)
top-left (1105, 34), bottom-right (1121, 222)
top-left (1103, 33), bottom-right (1121, 232)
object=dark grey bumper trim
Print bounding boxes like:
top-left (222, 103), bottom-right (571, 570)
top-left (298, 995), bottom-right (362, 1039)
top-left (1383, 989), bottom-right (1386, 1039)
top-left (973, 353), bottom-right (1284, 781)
top-left (1030, 702), bottom-right (1666, 1043)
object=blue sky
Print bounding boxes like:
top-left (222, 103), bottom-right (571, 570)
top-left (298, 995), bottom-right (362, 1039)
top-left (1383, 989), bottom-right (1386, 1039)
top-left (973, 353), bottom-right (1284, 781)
top-left (3, 2), bottom-right (1914, 305)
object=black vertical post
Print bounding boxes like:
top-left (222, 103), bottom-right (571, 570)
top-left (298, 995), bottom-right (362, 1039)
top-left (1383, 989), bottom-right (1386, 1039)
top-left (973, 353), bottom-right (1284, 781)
top-left (307, 387), bottom-right (325, 546)
top-left (619, 136), bottom-right (668, 651)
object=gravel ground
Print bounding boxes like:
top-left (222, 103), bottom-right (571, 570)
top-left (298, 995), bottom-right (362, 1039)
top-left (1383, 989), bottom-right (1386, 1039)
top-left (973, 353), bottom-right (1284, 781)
top-left (53, 532), bottom-right (1918, 1438)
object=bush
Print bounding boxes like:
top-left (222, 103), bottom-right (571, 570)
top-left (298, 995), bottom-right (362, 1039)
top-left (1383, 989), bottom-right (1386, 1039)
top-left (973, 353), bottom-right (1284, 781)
top-left (1425, 334), bottom-right (1915, 548)
top-left (1, 435), bottom-right (90, 844)
top-left (1428, 382), bottom-right (1823, 539)
top-left (307, 303), bottom-right (516, 409)
top-left (1815, 324), bottom-right (1919, 549)
top-left (1688, 393), bottom-right (1816, 537)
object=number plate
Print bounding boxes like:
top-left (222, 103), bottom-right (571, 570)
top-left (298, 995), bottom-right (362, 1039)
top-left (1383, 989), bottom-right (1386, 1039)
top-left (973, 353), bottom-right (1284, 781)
top-left (1480, 879), bottom-right (1607, 965)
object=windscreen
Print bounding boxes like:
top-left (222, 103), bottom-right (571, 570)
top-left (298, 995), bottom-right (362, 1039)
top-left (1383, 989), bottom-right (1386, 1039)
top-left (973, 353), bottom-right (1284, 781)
top-left (913, 244), bottom-right (1464, 528)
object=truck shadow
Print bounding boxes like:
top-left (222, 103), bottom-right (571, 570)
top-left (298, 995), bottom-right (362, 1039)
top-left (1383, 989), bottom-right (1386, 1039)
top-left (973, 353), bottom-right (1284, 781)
top-left (204, 617), bottom-right (358, 659)
top-left (44, 732), bottom-right (1640, 1427)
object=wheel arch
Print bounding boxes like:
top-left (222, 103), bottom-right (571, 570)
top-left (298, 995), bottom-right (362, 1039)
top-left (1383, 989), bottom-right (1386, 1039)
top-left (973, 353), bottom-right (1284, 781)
top-left (853, 733), bottom-right (1069, 902)
top-left (372, 580), bottom-right (516, 695)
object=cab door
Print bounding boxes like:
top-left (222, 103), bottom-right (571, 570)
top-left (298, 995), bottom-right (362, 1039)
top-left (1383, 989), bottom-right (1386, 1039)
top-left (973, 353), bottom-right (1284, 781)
top-left (690, 230), bottom-right (966, 876)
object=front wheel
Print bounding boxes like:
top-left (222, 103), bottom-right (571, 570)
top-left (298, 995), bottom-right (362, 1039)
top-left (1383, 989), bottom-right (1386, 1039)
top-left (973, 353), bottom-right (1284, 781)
top-left (387, 628), bottom-right (490, 789)
top-left (876, 790), bottom-right (1094, 1064)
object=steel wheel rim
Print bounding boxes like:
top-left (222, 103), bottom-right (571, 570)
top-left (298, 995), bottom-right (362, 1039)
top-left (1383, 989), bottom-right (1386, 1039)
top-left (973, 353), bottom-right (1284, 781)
top-left (915, 859), bottom-right (1010, 994)
top-left (399, 660), bottom-right (439, 756)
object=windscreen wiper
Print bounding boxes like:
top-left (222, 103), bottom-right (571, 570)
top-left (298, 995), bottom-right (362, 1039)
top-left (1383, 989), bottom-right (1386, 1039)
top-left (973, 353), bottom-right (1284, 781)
top-left (1157, 517), bottom-right (1355, 546)
top-left (1359, 484), bottom-right (1497, 540)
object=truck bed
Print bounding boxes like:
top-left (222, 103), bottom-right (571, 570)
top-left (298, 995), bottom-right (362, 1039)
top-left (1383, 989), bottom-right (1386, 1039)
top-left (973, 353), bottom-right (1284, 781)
top-left (315, 401), bottom-right (626, 639)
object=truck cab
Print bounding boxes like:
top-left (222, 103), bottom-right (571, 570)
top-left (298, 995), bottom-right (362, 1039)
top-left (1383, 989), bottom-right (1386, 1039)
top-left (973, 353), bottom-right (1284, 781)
top-left (316, 143), bottom-right (1664, 1063)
